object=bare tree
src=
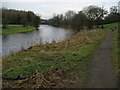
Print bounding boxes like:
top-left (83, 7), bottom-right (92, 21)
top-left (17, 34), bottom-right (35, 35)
top-left (83, 5), bottom-right (107, 20)
top-left (64, 10), bottom-right (76, 26)
top-left (110, 6), bottom-right (118, 14)
top-left (83, 5), bottom-right (107, 29)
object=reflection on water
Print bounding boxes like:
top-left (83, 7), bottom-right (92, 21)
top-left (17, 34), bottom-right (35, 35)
top-left (2, 25), bottom-right (73, 56)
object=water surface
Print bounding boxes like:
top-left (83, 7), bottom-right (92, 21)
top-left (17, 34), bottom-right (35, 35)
top-left (1, 25), bottom-right (73, 56)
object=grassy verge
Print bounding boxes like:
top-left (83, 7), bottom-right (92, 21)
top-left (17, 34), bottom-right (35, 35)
top-left (1, 25), bottom-right (36, 35)
top-left (3, 29), bottom-right (105, 88)
top-left (104, 22), bottom-right (119, 76)
top-left (103, 22), bottom-right (119, 87)
top-left (112, 29), bottom-right (119, 76)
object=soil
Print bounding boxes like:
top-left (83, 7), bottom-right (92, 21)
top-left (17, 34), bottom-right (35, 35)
top-left (85, 30), bottom-right (118, 88)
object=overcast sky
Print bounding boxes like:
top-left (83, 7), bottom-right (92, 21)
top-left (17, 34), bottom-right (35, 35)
top-left (1, 0), bottom-right (120, 19)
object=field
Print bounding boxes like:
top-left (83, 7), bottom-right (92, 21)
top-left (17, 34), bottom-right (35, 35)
top-left (1, 25), bottom-right (36, 35)
top-left (2, 29), bottom-right (105, 88)
top-left (104, 22), bottom-right (118, 29)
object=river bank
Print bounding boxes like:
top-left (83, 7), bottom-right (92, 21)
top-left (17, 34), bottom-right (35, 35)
top-left (2, 25), bottom-right (73, 57)
top-left (3, 28), bottom-right (105, 88)
top-left (1, 25), bottom-right (36, 35)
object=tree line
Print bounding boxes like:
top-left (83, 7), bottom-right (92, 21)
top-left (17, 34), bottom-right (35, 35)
top-left (47, 5), bottom-right (120, 31)
top-left (2, 8), bottom-right (41, 29)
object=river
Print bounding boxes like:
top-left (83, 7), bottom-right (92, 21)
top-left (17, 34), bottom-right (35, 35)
top-left (1, 25), bottom-right (73, 57)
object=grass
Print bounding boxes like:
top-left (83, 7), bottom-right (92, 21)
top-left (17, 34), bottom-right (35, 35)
top-left (104, 22), bottom-right (119, 76)
top-left (1, 25), bottom-right (36, 35)
top-left (2, 29), bottom-right (105, 88)
top-left (103, 22), bottom-right (118, 29)
top-left (112, 29), bottom-right (119, 76)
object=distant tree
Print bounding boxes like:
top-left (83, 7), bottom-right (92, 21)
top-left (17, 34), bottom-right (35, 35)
top-left (2, 8), bottom-right (8, 28)
top-left (2, 18), bottom-right (8, 28)
top-left (83, 5), bottom-right (107, 29)
top-left (48, 10), bottom-right (76, 28)
top-left (110, 6), bottom-right (118, 14)
top-left (71, 11), bottom-right (87, 31)
top-left (50, 14), bottom-right (61, 27)
top-left (33, 16), bottom-right (41, 29)
top-left (64, 10), bottom-right (76, 20)
top-left (83, 5), bottom-right (107, 21)
top-left (16, 14), bottom-right (22, 24)
top-left (59, 14), bottom-right (64, 26)
top-left (104, 5), bottom-right (120, 24)
top-left (2, 8), bottom-right (41, 28)
top-left (119, 1), bottom-right (120, 13)
top-left (64, 10), bottom-right (76, 26)
top-left (104, 13), bottom-right (120, 24)
top-left (48, 5), bottom-right (109, 31)
top-left (27, 12), bottom-right (32, 23)
top-left (22, 18), bottom-right (28, 27)
top-left (26, 11), bottom-right (36, 25)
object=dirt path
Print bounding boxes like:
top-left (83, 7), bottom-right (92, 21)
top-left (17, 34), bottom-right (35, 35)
top-left (85, 30), bottom-right (117, 88)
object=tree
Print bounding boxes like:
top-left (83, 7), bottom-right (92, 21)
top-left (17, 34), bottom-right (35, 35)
top-left (59, 14), bottom-right (64, 26)
top-left (2, 8), bottom-right (41, 28)
top-left (104, 5), bottom-right (120, 24)
top-left (2, 8), bottom-right (8, 28)
top-left (27, 11), bottom-right (36, 26)
top-left (71, 11), bottom-right (87, 31)
top-left (2, 18), bottom-right (8, 28)
top-left (33, 16), bottom-right (41, 30)
top-left (27, 12), bottom-right (32, 23)
top-left (110, 6), bottom-right (118, 14)
top-left (104, 13), bottom-right (120, 24)
top-left (83, 5), bottom-right (107, 29)
top-left (119, 1), bottom-right (120, 13)
top-left (48, 10), bottom-right (76, 28)
top-left (16, 14), bottom-right (22, 24)
top-left (49, 14), bottom-right (61, 27)
top-left (64, 10), bottom-right (76, 26)
top-left (22, 18), bottom-right (28, 27)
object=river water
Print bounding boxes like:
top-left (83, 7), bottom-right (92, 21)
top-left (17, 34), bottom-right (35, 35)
top-left (1, 25), bottom-right (73, 57)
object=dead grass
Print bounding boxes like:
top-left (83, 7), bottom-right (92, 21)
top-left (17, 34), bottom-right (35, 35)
top-left (3, 67), bottom-right (82, 88)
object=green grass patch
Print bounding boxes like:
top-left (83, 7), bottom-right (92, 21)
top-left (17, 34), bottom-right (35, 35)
top-left (103, 22), bottom-right (118, 29)
top-left (111, 29), bottom-right (119, 76)
top-left (1, 24), bottom-right (36, 35)
top-left (105, 22), bottom-right (119, 76)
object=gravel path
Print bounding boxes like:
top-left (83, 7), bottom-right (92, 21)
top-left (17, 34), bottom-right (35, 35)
top-left (85, 30), bottom-right (118, 88)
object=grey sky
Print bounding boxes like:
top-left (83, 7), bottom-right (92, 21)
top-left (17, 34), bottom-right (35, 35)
top-left (2, 0), bottom-right (119, 19)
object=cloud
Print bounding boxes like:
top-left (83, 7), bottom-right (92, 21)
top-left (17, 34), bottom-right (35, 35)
top-left (1, 0), bottom-right (120, 2)
top-left (2, 1), bottom-right (119, 19)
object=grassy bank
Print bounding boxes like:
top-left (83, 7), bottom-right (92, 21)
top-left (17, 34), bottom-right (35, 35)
top-left (104, 22), bottom-right (119, 76)
top-left (112, 29), bottom-right (119, 76)
top-left (3, 29), bottom-right (105, 88)
top-left (1, 25), bottom-right (36, 35)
